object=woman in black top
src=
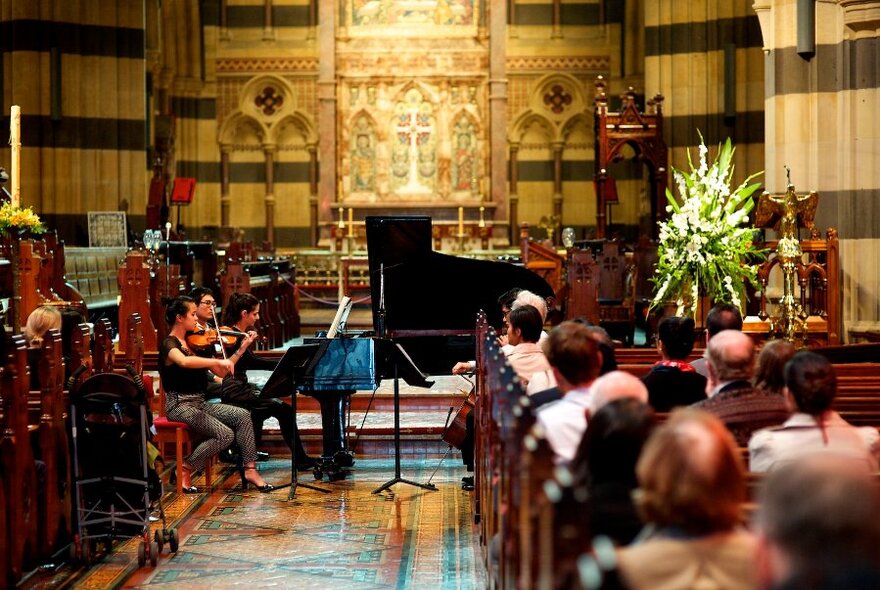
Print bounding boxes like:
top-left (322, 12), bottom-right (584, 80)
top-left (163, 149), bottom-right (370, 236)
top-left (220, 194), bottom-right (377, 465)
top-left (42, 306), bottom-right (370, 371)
top-left (222, 292), bottom-right (315, 466)
top-left (159, 296), bottom-right (273, 493)
top-left (641, 316), bottom-right (707, 411)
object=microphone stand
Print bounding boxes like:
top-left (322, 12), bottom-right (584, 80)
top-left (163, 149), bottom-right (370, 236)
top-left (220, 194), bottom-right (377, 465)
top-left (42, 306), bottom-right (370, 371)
top-left (376, 263), bottom-right (386, 338)
top-left (164, 222), bottom-right (172, 304)
top-left (371, 264), bottom-right (436, 494)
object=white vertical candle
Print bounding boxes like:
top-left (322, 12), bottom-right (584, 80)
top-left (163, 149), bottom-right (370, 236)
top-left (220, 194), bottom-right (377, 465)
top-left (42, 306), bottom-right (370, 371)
top-left (9, 105), bottom-right (20, 207)
top-left (338, 206), bottom-right (345, 229)
top-left (458, 206), bottom-right (464, 235)
top-left (348, 207), bottom-right (354, 237)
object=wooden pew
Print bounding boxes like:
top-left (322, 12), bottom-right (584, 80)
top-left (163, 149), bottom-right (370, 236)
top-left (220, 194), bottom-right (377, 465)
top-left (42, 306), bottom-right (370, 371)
top-left (0, 335), bottom-right (40, 581)
top-left (33, 330), bottom-right (72, 556)
top-left (117, 250), bottom-right (160, 354)
top-left (92, 318), bottom-right (115, 374)
top-left (518, 425), bottom-right (557, 588)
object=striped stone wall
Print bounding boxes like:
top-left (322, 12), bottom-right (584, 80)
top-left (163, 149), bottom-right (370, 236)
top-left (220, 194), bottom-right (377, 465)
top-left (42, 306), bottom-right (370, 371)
top-left (0, 0), bottom-right (147, 245)
top-left (755, 0), bottom-right (880, 339)
top-left (644, 0), bottom-right (765, 190)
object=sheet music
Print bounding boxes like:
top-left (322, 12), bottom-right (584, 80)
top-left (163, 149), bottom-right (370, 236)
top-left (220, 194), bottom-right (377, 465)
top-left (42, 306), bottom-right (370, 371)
top-left (327, 296), bottom-right (352, 339)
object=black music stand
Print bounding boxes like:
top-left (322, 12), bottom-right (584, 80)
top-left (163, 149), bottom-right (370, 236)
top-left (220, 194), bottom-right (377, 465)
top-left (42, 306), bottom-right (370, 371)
top-left (372, 338), bottom-right (437, 494)
top-left (260, 344), bottom-right (331, 498)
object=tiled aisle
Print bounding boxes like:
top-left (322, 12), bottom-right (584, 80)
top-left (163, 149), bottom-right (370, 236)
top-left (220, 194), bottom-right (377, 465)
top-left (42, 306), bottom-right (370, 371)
top-left (71, 457), bottom-right (485, 589)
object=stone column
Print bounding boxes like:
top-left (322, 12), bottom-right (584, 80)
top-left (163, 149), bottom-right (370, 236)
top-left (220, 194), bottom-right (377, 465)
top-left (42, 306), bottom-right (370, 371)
top-left (318, 1), bottom-right (337, 243)
top-left (264, 145), bottom-right (276, 247)
top-left (308, 143), bottom-right (318, 245)
top-left (220, 147), bottom-right (231, 232)
top-left (489, 0), bottom-right (508, 234)
top-left (509, 143), bottom-right (519, 244)
top-left (753, 0), bottom-right (880, 340)
top-left (552, 0), bottom-right (562, 39)
top-left (263, 0), bottom-right (274, 40)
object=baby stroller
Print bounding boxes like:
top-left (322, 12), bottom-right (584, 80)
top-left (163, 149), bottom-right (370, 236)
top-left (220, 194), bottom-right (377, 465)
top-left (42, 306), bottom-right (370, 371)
top-left (69, 367), bottom-right (177, 567)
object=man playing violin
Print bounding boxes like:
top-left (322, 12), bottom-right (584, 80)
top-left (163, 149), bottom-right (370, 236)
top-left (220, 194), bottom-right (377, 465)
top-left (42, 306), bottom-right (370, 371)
top-left (221, 292), bottom-right (316, 468)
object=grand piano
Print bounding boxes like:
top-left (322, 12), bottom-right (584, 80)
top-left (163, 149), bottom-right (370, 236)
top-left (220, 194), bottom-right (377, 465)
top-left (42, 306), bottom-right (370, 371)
top-left (365, 216), bottom-right (555, 375)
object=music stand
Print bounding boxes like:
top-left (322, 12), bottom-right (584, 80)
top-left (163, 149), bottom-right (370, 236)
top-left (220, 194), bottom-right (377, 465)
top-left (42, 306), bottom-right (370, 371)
top-left (372, 338), bottom-right (438, 494)
top-left (260, 344), bottom-right (331, 498)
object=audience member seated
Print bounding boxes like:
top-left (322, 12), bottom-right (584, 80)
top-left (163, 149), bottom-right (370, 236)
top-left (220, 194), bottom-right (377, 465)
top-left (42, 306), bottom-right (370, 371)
top-left (501, 304), bottom-right (551, 387)
top-left (535, 322), bottom-right (601, 464)
top-left (755, 457), bottom-right (880, 589)
top-left (693, 330), bottom-right (789, 446)
top-left (159, 296), bottom-right (273, 493)
top-left (503, 289), bottom-right (550, 351)
top-left (692, 304), bottom-right (743, 378)
top-left (528, 322), bottom-right (617, 407)
top-left (570, 394), bottom-right (655, 546)
top-left (614, 409), bottom-right (756, 590)
top-left (642, 316), bottom-right (707, 411)
top-left (24, 304), bottom-right (62, 390)
top-left (749, 351), bottom-right (880, 472)
top-left (751, 339), bottom-right (796, 398)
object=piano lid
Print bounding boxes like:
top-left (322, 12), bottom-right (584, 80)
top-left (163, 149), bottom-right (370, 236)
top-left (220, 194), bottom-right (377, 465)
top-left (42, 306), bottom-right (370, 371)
top-left (365, 216), bottom-right (554, 373)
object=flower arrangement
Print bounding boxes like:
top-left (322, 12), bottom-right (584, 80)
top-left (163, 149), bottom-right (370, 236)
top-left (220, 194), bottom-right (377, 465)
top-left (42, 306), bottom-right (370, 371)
top-left (651, 133), bottom-right (764, 316)
top-left (0, 201), bottom-right (46, 237)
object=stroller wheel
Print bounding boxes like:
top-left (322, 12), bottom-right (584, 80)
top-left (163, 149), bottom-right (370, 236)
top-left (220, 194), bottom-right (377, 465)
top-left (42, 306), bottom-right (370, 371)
top-left (168, 529), bottom-right (179, 553)
top-left (154, 530), bottom-right (164, 554)
top-left (149, 541), bottom-right (159, 567)
top-left (81, 538), bottom-right (92, 565)
top-left (137, 542), bottom-right (146, 567)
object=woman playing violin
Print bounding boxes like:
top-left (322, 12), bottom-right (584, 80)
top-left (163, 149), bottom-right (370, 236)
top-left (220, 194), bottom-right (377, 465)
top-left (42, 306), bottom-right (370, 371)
top-left (221, 292), bottom-right (316, 467)
top-left (159, 296), bottom-right (274, 493)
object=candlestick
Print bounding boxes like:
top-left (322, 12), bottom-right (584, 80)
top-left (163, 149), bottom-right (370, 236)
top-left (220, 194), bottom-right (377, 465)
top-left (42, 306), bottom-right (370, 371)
top-left (458, 206), bottom-right (464, 236)
top-left (478, 206), bottom-right (485, 228)
top-left (347, 208), bottom-right (354, 237)
top-left (10, 105), bottom-right (20, 207)
top-left (338, 206), bottom-right (345, 229)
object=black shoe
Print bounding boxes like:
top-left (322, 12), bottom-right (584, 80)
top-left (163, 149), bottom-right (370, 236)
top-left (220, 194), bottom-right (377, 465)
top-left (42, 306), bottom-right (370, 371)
top-left (461, 476), bottom-right (474, 491)
top-left (255, 483), bottom-right (275, 493)
top-left (256, 451), bottom-right (270, 462)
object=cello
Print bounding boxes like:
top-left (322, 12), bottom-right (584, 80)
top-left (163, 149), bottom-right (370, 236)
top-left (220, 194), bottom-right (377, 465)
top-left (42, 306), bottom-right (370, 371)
top-left (441, 380), bottom-right (476, 449)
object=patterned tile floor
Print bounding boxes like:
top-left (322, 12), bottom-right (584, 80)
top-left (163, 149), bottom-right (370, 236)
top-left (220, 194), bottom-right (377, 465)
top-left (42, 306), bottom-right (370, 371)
top-left (69, 457), bottom-right (485, 589)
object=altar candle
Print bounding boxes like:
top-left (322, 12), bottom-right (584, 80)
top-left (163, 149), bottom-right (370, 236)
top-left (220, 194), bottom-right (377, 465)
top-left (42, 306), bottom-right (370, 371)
top-left (9, 105), bottom-right (20, 207)
top-left (479, 206), bottom-right (485, 228)
top-left (348, 208), bottom-right (354, 237)
top-left (338, 206), bottom-right (345, 229)
top-left (458, 207), bottom-right (464, 235)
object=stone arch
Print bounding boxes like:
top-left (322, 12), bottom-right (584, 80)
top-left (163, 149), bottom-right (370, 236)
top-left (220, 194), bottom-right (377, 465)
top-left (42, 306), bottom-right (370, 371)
top-left (509, 110), bottom-right (556, 144)
top-left (270, 110), bottom-right (317, 146)
top-left (218, 111), bottom-right (267, 147)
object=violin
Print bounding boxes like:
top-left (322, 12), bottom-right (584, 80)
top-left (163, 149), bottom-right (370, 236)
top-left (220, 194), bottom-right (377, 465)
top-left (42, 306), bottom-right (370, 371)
top-left (185, 326), bottom-right (246, 351)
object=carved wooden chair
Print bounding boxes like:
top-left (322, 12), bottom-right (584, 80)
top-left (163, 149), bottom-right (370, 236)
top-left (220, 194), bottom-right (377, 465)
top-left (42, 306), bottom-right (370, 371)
top-left (597, 241), bottom-right (637, 346)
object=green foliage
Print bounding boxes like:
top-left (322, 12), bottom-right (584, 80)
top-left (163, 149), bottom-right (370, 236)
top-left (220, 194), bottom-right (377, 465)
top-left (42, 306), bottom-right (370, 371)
top-left (652, 133), bottom-right (765, 316)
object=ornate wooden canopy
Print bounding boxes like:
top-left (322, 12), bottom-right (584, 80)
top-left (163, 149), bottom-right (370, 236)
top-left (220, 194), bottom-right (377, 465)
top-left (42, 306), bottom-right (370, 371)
top-left (593, 77), bottom-right (668, 238)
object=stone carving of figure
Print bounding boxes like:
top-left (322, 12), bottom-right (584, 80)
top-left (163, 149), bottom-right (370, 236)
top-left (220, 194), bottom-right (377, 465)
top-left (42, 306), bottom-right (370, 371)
top-left (352, 133), bottom-right (376, 192)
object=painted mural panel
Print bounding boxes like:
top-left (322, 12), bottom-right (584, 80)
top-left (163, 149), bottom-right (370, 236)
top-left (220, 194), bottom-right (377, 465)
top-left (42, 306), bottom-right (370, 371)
top-left (344, 0), bottom-right (479, 36)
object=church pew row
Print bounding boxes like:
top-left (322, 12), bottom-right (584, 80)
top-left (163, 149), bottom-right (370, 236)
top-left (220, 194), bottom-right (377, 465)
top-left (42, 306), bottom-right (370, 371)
top-left (1, 312), bottom-right (142, 585)
top-left (472, 322), bottom-right (880, 590)
top-left (0, 330), bottom-right (74, 585)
